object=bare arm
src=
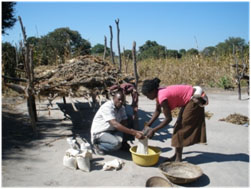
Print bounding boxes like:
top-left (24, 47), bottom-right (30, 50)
top-left (152, 100), bottom-right (172, 132)
top-left (109, 119), bottom-right (144, 139)
top-left (146, 100), bottom-right (172, 138)
top-left (145, 101), bottom-right (161, 127)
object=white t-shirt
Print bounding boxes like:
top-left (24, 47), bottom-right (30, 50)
top-left (91, 100), bottom-right (127, 141)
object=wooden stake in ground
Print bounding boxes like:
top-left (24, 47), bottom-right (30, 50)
top-left (115, 18), bottom-right (122, 72)
top-left (233, 45), bottom-right (249, 100)
top-left (29, 47), bottom-right (38, 122)
top-left (103, 35), bottom-right (107, 61)
top-left (233, 45), bottom-right (241, 100)
top-left (18, 16), bottom-right (37, 135)
top-left (132, 41), bottom-right (139, 90)
top-left (123, 47), bottom-right (128, 74)
top-left (109, 25), bottom-right (115, 64)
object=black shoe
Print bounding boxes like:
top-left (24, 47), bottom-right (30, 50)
top-left (93, 144), bottom-right (105, 155)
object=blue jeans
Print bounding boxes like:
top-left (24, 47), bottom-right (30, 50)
top-left (95, 130), bottom-right (123, 152)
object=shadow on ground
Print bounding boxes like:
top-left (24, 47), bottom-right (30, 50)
top-left (181, 173), bottom-right (211, 187)
top-left (2, 108), bottom-right (74, 160)
top-left (183, 151), bottom-right (249, 164)
top-left (2, 99), bottom-right (173, 160)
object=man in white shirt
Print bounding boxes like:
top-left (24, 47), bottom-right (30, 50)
top-left (91, 90), bottom-right (144, 155)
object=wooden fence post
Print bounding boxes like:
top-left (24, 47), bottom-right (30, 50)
top-left (103, 35), bottom-right (107, 61)
top-left (109, 25), bottom-right (115, 64)
top-left (132, 41), bottom-right (138, 90)
top-left (18, 16), bottom-right (37, 135)
top-left (233, 45), bottom-right (241, 100)
top-left (29, 47), bottom-right (38, 122)
top-left (115, 19), bottom-right (121, 72)
top-left (123, 47), bottom-right (128, 74)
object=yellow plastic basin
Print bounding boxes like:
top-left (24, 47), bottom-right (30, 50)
top-left (129, 146), bottom-right (161, 166)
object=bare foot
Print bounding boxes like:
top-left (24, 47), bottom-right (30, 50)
top-left (174, 157), bottom-right (182, 162)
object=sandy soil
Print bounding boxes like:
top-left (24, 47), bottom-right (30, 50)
top-left (1, 88), bottom-right (250, 187)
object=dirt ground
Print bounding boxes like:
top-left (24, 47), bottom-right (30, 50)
top-left (1, 88), bottom-right (250, 187)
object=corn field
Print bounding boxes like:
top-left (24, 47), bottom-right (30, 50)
top-left (121, 54), bottom-right (249, 89)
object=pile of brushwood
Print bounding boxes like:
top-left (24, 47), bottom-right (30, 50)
top-left (219, 113), bottom-right (249, 125)
top-left (34, 55), bottom-right (134, 98)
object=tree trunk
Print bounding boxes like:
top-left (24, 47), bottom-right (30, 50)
top-left (27, 94), bottom-right (37, 133)
top-left (132, 41), bottom-right (138, 90)
top-left (115, 19), bottom-right (121, 72)
top-left (109, 25), bottom-right (115, 64)
top-left (103, 36), bottom-right (107, 61)
top-left (233, 45), bottom-right (242, 100)
top-left (29, 48), bottom-right (37, 121)
top-left (238, 78), bottom-right (241, 100)
top-left (18, 16), bottom-right (37, 135)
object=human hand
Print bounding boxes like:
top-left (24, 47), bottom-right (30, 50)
top-left (146, 128), bottom-right (155, 139)
top-left (135, 131), bottom-right (145, 139)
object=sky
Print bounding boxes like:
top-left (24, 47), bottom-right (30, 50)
top-left (1, 1), bottom-right (250, 54)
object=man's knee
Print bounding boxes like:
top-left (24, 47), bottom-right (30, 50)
top-left (110, 140), bottom-right (122, 150)
top-left (98, 138), bottom-right (122, 151)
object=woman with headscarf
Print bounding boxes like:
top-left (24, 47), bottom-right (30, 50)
top-left (141, 77), bottom-right (208, 162)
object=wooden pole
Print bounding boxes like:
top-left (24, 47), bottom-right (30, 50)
top-left (103, 36), bottom-right (107, 61)
top-left (29, 47), bottom-right (37, 122)
top-left (109, 25), bottom-right (115, 64)
top-left (115, 19), bottom-right (122, 72)
top-left (233, 45), bottom-right (241, 100)
top-left (132, 41), bottom-right (138, 90)
top-left (123, 47), bottom-right (128, 74)
top-left (18, 16), bottom-right (37, 135)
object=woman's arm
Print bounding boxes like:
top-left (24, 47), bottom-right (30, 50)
top-left (145, 101), bottom-right (161, 127)
top-left (152, 100), bottom-right (172, 132)
top-left (146, 100), bottom-right (172, 138)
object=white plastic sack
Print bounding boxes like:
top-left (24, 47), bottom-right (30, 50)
top-left (80, 139), bottom-right (93, 160)
top-left (66, 148), bottom-right (80, 156)
top-left (76, 150), bottom-right (92, 172)
top-left (63, 148), bottom-right (79, 170)
top-left (67, 137), bottom-right (79, 150)
top-left (102, 159), bottom-right (124, 171)
top-left (136, 138), bottom-right (148, 154)
top-left (63, 138), bottom-right (93, 171)
top-left (63, 153), bottom-right (78, 169)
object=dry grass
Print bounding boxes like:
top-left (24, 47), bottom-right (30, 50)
top-left (121, 55), bottom-right (249, 88)
top-left (219, 113), bottom-right (249, 125)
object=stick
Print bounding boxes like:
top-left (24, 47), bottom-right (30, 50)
top-left (68, 90), bottom-right (78, 112)
top-left (18, 16), bottom-right (37, 135)
top-left (2, 75), bottom-right (27, 82)
top-left (5, 83), bottom-right (26, 94)
top-left (132, 41), bottom-right (138, 90)
top-left (109, 25), bottom-right (115, 64)
top-left (115, 19), bottom-right (122, 72)
top-left (103, 36), bottom-right (107, 61)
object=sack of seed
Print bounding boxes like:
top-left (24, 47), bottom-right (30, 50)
top-left (63, 149), bottom-right (79, 169)
top-left (76, 150), bottom-right (92, 172)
